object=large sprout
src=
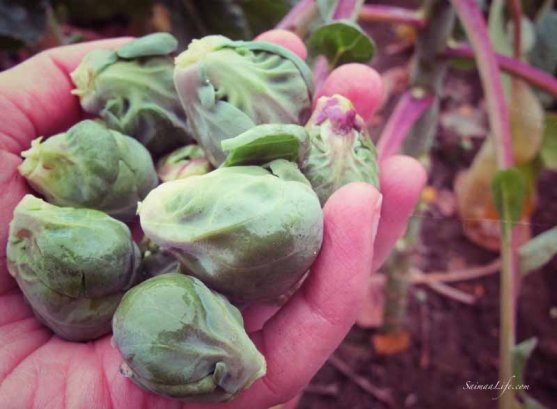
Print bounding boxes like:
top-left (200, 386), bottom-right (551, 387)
top-left (301, 94), bottom-right (379, 205)
top-left (112, 273), bottom-right (266, 402)
top-left (18, 119), bottom-right (158, 221)
top-left (6, 195), bottom-right (142, 341)
top-left (138, 159), bottom-right (323, 303)
top-left (174, 35), bottom-right (314, 166)
top-left (71, 33), bottom-right (191, 156)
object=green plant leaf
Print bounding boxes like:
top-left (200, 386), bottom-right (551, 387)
top-left (512, 337), bottom-right (537, 386)
top-left (221, 124), bottom-right (307, 167)
top-left (519, 226), bottom-right (557, 276)
top-left (491, 168), bottom-right (526, 227)
top-left (0, 0), bottom-right (49, 49)
top-left (308, 20), bottom-right (375, 67)
top-left (540, 113), bottom-right (557, 170)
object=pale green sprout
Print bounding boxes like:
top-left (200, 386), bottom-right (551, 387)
top-left (138, 159), bottom-right (323, 303)
top-left (6, 195), bottom-right (142, 341)
top-left (18, 120), bottom-right (158, 221)
top-left (71, 33), bottom-right (191, 156)
top-left (112, 273), bottom-right (266, 402)
top-left (174, 35), bottom-right (314, 166)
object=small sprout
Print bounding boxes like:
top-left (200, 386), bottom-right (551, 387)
top-left (18, 120), bottom-right (158, 221)
top-left (156, 144), bottom-right (210, 182)
top-left (6, 195), bottom-right (142, 341)
top-left (112, 273), bottom-right (266, 402)
top-left (301, 94), bottom-right (379, 205)
top-left (174, 35), bottom-right (314, 166)
top-left (71, 33), bottom-right (192, 156)
top-left (138, 160), bottom-right (323, 303)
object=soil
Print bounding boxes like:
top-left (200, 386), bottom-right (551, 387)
top-left (299, 1), bottom-right (557, 408)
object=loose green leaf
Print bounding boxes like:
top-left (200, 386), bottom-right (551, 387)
top-left (308, 20), bottom-right (375, 67)
top-left (222, 124), bottom-right (308, 167)
top-left (491, 168), bottom-right (526, 227)
top-left (512, 337), bottom-right (537, 386)
top-left (519, 226), bottom-right (557, 276)
top-left (540, 113), bottom-right (557, 170)
top-left (117, 33), bottom-right (178, 59)
top-left (0, 0), bottom-right (48, 49)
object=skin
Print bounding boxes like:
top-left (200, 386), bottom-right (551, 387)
top-left (0, 40), bottom-right (426, 409)
top-left (314, 63), bottom-right (385, 123)
top-left (254, 30), bottom-right (307, 60)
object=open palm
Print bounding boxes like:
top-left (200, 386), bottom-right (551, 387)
top-left (0, 40), bottom-right (425, 409)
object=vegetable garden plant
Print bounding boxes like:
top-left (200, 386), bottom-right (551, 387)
top-left (1, 0), bottom-right (556, 408)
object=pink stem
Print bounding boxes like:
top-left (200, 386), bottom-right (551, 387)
top-left (276, 0), bottom-right (314, 30)
top-left (376, 90), bottom-right (434, 161)
top-left (333, 0), bottom-right (359, 19)
top-left (444, 45), bottom-right (557, 98)
top-left (450, 0), bottom-right (514, 169)
top-left (359, 5), bottom-right (426, 28)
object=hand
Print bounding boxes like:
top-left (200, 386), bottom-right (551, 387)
top-left (0, 40), bottom-right (426, 409)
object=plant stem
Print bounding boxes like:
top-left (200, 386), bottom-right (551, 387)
top-left (377, 89), bottom-right (434, 161)
top-left (380, 0), bottom-right (454, 337)
top-left (333, 0), bottom-right (364, 20)
top-left (443, 45), bottom-right (557, 98)
top-left (404, 0), bottom-right (455, 157)
top-left (358, 5), bottom-right (426, 28)
top-left (450, 0), bottom-right (514, 168)
top-left (450, 1), bottom-right (519, 407)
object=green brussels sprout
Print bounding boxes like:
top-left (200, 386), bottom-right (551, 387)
top-left (138, 159), bottom-right (323, 303)
top-left (156, 144), bottom-right (210, 182)
top-left (301, 94), bottom-right (379, 205)
top-left (71, 33), bottom-right (192, 156)
top-left (112, 273), bottom-right (266, 402)
top-left (174, 35), bottom-right (314, 166)
top-left (6, 195), bottom-right (142, 341)
top-left (18, 119), bottom-right (158, 221)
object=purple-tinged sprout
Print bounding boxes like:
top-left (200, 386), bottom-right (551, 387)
top-left (301, 94), bottom-right (379, 205)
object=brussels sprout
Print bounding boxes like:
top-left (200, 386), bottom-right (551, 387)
top-left (301, 94), bottom-right (379, 205)
top-left (71, 33), bottom-right (192, 156)
top-left (112, 273), bottom-right (266, 402)
top-left (18, 120), bottom-right (158, 221)
top-left (138, 159), bottom-right (323, 303)
top-left (6, 195), bottom-right (142, 341)
top-left (174, 35), bottom-right (314, 166)
top-left (156, 144), bottom-right (210, 182)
